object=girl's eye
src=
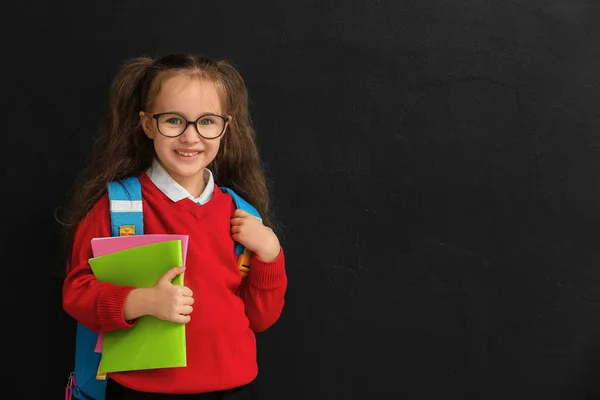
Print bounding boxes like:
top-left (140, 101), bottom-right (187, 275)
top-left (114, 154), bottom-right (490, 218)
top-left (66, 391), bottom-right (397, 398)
top-left (166, 117), bottom-right (183, 125)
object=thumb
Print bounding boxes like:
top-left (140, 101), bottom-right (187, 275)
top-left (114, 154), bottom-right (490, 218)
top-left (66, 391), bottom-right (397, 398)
top-left (232, 209), bottom-right (250, 218)
top-left (159, 266), bottom-right (185, 284)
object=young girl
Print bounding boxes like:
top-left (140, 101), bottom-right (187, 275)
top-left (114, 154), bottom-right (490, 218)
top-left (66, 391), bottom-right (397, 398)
top-left (62, 54), bottom-right (287, 399)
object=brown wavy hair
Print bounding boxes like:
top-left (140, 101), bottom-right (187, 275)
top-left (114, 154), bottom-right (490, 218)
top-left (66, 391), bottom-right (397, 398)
top-left (61, 54), bottom-right (274, 257)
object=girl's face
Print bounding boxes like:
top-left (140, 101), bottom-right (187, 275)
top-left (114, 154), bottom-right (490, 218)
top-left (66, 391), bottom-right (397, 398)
top-left (141, 74), bottom-right (228, 195)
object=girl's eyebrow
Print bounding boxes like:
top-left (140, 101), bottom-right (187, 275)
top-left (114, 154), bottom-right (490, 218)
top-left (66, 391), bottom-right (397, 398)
top-left (161, 109), bottom-right (222, 116)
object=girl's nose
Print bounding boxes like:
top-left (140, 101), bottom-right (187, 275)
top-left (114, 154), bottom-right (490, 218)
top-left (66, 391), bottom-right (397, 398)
top-left (179, 123), bottom-right (200, 143)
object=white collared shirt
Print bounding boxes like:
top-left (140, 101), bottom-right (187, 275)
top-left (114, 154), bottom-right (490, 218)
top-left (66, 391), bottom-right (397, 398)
top-left (146, 159), bottom-right (215, 205)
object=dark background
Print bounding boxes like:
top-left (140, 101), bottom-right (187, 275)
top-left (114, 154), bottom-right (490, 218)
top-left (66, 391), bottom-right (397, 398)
top-left (2, 0), bottom-right (600, 398)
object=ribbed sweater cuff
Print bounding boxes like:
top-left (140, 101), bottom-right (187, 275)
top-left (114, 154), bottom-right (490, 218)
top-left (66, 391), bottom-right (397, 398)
top-left (249, 248), bottom-right (286, 289)
top-left (97, 284), bottom-right (137, 331)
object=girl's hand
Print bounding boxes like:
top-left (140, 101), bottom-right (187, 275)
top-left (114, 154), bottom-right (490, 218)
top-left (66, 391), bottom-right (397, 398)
top-left (148, 266), bottom-right (194, 324)
top-left (231, 210), bottom-right (281, 262)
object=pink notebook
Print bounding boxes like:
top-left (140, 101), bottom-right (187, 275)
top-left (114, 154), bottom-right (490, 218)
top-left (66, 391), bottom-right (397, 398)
top-left (91, 234), bottom-right (189, 353)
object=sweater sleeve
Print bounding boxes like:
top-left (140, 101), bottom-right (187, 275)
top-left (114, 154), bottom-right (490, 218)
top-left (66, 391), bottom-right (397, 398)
top-left (237, 248), bottom-right (287, 332)
top-left (62, 194), bottom-right (138, 332)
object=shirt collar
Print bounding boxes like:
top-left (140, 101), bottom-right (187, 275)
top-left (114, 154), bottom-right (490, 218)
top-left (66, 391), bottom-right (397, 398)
top-left (146, 159), bottom-right (215, 205)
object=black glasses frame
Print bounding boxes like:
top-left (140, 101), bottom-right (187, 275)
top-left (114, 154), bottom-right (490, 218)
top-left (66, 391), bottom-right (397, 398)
top-left (145, 112), bottom-right (230, 139)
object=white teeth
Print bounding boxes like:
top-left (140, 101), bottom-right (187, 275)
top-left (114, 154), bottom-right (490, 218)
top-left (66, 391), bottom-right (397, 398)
top-left (177, 151), bottom-right (199, 157)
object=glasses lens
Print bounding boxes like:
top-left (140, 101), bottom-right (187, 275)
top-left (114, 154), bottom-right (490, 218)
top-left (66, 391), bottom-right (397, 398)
top-left (157, 113), bottom-right (186, 137)
top-left (197, 115), bottom-right (225, 139)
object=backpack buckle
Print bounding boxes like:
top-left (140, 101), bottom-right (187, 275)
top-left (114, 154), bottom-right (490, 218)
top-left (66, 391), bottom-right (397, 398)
top-left (119, 225), bottom-right (136, 236)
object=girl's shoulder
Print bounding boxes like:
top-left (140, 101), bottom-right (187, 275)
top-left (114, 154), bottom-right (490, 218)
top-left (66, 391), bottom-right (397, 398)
top-left (82, 192), bottom-right (111, 225)
top-left (72, 191), bottom-right (111, 241)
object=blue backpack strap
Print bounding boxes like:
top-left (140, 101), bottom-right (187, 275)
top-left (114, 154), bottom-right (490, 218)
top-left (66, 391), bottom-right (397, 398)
top-left (220, 187), bottom-right (262, 278)
top-left (220, 187), bottom-right (262, 256)
top-left (69, 177), bottom-right (144, 400)
top-left (107, 176), bottom-right (144, 237)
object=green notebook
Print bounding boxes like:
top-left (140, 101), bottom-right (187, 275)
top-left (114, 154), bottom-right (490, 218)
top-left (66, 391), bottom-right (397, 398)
top-left (88, 240), bottom-right (186, 373)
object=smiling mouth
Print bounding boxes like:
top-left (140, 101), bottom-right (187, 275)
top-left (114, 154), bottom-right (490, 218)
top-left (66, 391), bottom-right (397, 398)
top-left (176, 150), bottom-right (201, 157)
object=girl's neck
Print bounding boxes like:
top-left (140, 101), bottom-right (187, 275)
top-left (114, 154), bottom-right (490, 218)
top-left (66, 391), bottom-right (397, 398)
top-left (176, 171), bottom-right (207, 199)
top-left (157, 159), bottom-right (207, 199)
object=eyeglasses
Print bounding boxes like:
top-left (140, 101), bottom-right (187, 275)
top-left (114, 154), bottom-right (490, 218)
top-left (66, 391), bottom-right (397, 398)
top-left (144, 112), bottom-right (230, 139)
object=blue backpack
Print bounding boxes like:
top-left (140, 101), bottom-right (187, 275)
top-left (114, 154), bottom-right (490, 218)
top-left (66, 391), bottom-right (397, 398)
top-left (66, 176), bottom-right (261, 400)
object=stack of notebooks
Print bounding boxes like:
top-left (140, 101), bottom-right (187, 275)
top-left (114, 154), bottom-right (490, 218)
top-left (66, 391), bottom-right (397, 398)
top-left (88, 234), bottom-right (189, 374)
